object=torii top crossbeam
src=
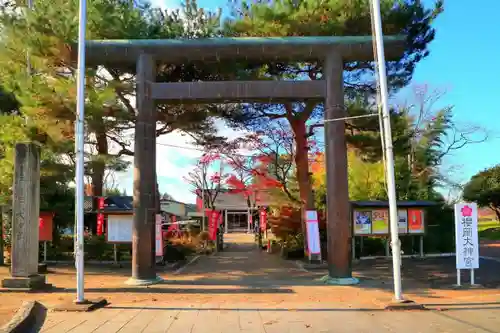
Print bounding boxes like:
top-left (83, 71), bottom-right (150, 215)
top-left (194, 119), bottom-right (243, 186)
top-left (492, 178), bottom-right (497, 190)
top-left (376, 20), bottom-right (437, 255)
top-left (78, 35), bottom-right (406, 66)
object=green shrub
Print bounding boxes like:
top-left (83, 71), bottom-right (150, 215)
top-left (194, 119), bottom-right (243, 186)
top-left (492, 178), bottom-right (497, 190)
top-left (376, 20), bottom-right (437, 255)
top-left (423, 204), bottom-right (455, 253)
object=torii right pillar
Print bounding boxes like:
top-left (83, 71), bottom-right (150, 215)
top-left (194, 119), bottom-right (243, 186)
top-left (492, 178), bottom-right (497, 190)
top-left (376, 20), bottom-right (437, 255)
top-left (322, 52), bottom-right (359, 285)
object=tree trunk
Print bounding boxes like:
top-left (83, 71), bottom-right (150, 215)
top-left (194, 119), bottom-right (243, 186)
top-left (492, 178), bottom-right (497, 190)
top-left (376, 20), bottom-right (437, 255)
top-left (290, 118), bottom-right (315, 253)
top-left (494, 208), bottom-right (500, 224)
top-left (92, 128), bottom-right (108, 197)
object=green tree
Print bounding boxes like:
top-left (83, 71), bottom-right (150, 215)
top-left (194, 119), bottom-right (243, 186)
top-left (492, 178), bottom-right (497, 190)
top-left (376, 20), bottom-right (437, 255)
top-left (312, 150), bottom-right (385, 210)
top-left (391, 85), bottom-right (486, 201)
top-left (463, 165), bottom-right (500, 222)
top-left (223, 0), bottom-right (443, 214)
top-left (0, 0), bottom-right (228, 198)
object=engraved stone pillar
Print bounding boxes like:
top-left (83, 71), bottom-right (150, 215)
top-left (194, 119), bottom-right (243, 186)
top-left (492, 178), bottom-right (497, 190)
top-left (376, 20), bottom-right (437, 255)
top-left (2, 143), bottom-right (47, 289)
top-left (322, 53), bottom-right (358, 284)
top-left (126, 54), bottom-right (161, 285)
top-left (11, 143), bottom-right (40, 277)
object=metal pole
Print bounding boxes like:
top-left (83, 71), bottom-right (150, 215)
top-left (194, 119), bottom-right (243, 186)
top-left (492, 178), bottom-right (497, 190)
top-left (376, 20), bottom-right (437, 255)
top-left (369, 0), bottom-right (403, 301)
top-left (74, 0), bottom-right (88, 304)
top-left (420, 235), bottom-right (424, 257)
top-left (470, 269), bottom-right (475, 286)
top-left (43, 241), bottom-right (47, 262)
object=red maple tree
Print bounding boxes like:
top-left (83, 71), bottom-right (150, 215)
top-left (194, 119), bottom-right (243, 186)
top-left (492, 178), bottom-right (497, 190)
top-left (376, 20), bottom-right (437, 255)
top-left (184, 151), bottom-right (227, 210)
top-left (223, 121), bottom-right (320, 206)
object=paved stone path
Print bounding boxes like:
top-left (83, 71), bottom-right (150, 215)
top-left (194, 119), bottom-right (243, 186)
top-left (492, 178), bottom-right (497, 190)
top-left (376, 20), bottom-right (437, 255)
top-left (40, 234), bottom-right (500, 332)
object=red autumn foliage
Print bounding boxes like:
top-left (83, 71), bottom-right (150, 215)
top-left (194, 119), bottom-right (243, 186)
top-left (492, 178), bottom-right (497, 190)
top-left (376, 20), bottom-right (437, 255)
top-left (268, 207), bottom-right (326, 240)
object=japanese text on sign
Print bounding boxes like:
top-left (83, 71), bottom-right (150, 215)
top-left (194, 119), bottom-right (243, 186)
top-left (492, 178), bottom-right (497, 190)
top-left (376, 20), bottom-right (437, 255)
top-left (454, 203), bottom-right (479, 269)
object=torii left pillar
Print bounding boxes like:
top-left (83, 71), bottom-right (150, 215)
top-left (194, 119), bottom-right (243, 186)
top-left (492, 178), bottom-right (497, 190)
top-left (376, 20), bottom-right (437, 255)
top-left (126, 54), bottom-right (162, 285)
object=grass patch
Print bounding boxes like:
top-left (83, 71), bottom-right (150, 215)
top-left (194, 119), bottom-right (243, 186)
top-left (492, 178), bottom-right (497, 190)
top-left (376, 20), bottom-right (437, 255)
top-left (479, 227), bottom-right (500, 240)
top-left (479, 220), bottom-right (499, 232)
top-left (478, 219), bottom-right (500, 240)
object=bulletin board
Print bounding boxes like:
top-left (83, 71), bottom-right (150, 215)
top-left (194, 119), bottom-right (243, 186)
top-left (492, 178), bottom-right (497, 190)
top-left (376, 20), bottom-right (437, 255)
top-left (106, 214), bottom-right (133, 243)
top-left (352, 208), bottom-right (425, 236)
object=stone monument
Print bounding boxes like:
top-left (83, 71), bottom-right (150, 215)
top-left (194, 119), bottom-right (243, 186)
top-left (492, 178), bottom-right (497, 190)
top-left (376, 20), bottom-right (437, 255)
top-left (1, 143), bottom-right (47, 289)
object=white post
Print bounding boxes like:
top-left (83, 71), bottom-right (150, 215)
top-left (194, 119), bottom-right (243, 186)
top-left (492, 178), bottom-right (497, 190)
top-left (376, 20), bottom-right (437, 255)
top-left (225, 210), bottom-right (228, 234)
top-left (456, 269), bottom-right (461, 287)
top-left (43, 241), bottom-right (47, 262)
top-left (113, 244), bottom-right (118, 265)
top-left (470, 269), bottom-right (475, 285)
top-left (370, 0), bottom-right (403, 301)
top-left (74, 0), bottom-right (88, 304)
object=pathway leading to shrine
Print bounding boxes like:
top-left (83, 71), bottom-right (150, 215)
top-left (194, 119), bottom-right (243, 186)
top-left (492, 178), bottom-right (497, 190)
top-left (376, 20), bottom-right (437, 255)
top-left (34, 233), bottom-right (500, 332)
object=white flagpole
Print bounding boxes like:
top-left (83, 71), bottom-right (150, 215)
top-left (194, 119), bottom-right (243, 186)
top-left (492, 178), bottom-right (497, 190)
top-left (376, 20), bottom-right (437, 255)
top-left (369, 0), bottom-right (403, 301)
top-left (74, 0), bottom-right (88, 304)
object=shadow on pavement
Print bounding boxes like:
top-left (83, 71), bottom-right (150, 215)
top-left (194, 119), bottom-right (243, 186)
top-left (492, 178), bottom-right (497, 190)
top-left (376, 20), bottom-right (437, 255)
top-left (0, 286), bottom-right (294, 294)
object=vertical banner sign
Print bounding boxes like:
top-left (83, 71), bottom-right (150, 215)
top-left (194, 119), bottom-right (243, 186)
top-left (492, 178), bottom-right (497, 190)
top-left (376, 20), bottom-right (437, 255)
top-left (408, 209), bottom-right (425, 234)
top-left (353, 210), bottom-right (371, 235)
top-left (397, 209), bottom-right (408, 234)
top-left (155, 214), bottom-right (163, 256)
top-left (208, 210), bottom-right (219, 241)
top-left (305, 210), bottom-right (321, 258)
top-left (454, 203), bottom-right (479, 269)
top-left (260, 209), bottom-right (267, 232)
top-left (97, 197), bottom-right (105, 236)
top-left (372, 209), bottom-right (389, 234)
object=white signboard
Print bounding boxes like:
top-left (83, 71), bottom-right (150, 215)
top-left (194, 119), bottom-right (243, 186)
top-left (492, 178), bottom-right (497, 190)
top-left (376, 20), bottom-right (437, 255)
top-left (107, 215), bottom-right (133, 243)
top-left (155, 214), bottom-right (163, 256)
top-left (454, 203), bottom-right (479, 269)
top-left (305, 210), bottom-right (321, 255)
top-left (398, 209), bottom-right (408, 234)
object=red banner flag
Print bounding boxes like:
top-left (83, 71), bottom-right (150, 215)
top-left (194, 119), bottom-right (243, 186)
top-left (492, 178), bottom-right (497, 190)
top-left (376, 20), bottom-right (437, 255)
top-left (39, 212), bottom-right (54, 242)
top-left (97, 197), bottom-right (105, 236)
top-left (260, 208), bottom-right (267, 232)
top-left (208, 210), bottom-right (220, 241)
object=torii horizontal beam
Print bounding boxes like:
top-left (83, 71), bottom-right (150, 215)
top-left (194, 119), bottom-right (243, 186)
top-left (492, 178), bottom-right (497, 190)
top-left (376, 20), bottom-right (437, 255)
top-left (150, 80), bottom-right (326, 103)
top-left (75, 35), bottom-right (406, 66)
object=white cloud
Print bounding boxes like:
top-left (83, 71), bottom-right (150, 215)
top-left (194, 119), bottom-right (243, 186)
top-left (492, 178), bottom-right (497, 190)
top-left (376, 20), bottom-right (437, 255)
top-left (150, 0), bottom-right (181, 10)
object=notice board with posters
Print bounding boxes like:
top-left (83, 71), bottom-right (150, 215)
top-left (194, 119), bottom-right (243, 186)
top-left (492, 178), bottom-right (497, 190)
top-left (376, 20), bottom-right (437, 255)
top-left (107, 214), bottom-right (133, 243)
top-left (352, 204), bottom-right (427, 236)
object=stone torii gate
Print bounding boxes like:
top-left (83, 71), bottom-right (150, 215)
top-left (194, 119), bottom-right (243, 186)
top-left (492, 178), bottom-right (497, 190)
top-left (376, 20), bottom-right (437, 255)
top-left (81, 36), bottom-right (404, 285)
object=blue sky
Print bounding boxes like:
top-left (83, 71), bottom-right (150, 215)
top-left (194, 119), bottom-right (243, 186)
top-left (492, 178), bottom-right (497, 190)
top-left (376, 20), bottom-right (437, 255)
top-left (122, 0), bottom-right (500, 202)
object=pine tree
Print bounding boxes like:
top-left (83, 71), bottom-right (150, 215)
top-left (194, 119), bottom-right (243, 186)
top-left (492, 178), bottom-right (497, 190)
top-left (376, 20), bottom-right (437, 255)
top-left (0, 0), bottom-right (229, 196)
top-left (223, 0), bottom-right (443, 213)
